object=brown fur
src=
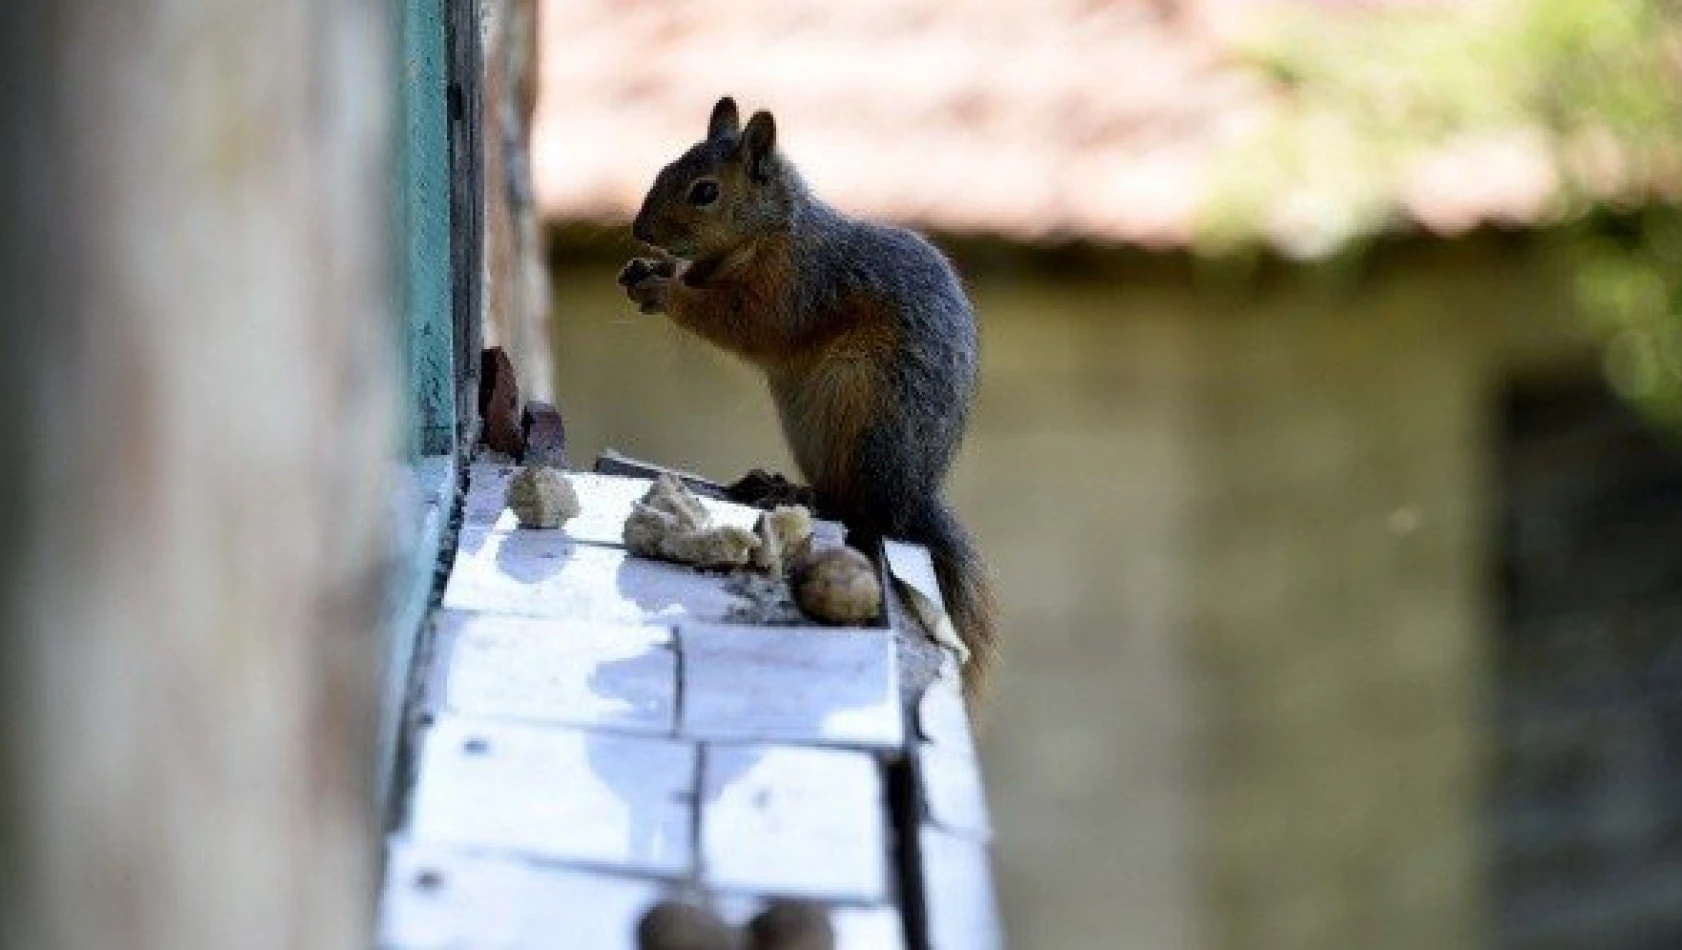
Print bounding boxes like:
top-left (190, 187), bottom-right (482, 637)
top-left (620, 97), bottom-right (998, 702)
top-left (666, 247), bottom-right (899, 507)
top-left (663, 239), bottom-right (801, 363)
top-left (937, 546), bottom-right (999, 701)
top-left (768, 304), bottom-right (897, 502)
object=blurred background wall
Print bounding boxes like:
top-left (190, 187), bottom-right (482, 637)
top-left (530, 1), bottom-right (1682, 947)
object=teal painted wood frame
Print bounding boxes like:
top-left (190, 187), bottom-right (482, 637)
top-left (400, 0), bottom-right (455, 456)
top-left (380, 0), bottom-right (470, 817)
top-left (377, 458), bottom-right (451, 819)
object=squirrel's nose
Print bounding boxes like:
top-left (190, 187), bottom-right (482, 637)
top-left (632, 217), bottom-right (654, 245)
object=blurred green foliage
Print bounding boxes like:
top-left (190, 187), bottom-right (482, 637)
top-left (1200, 0), bottom-right (1682, 422)
top-left (1570, 209), bottom-right (1682, 424)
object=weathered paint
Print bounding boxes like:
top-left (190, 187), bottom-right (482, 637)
top-left (382, 0), bottom-right (463, 819)
top-left (448, 0), bottom-right (485, 439)
top-left (401, 0), bottom-right (455, 455)
top-left (378, 455), bottom-right (453, 820)
top-left (380, 463), bottom-right (999, 947)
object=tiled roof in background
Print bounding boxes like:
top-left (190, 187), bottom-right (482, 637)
top-left (533, 0), bottom-right (1672, 251)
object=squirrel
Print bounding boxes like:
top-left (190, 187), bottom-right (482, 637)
top-left (617, 96), bottom-right (997, 698)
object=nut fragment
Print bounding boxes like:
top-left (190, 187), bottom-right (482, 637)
top-left (505, 465), bottom-right (579, 529)
top-left (791, 545), bottom-right (882, 625)
top-left (747, 898), bottom-right (835, 950)
top-left (752, 504), bottom-right (815, 575)
top-left (636, 900), bottom-right (734, 950)
top-left (623, 473), bottom-right (761, 569)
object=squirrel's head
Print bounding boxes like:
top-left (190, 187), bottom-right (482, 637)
top-left (632, 97), bottom-right (796, 262)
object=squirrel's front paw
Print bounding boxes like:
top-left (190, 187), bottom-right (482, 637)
top-left (617, 258), bottom-right (676, 315)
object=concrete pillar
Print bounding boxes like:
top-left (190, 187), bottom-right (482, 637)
top-left (0, 1), bottom-right (398, 947)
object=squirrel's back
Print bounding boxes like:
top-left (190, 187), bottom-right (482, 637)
top-left (785, 208), bottom-right (997, 691)
top-left (781, 206), bottom-right (977, 516)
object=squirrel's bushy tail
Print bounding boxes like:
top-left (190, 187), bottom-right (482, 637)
top-left (903, 497), bottom-right (998, 701)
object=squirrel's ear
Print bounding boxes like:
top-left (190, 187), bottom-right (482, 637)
top-left (741, 110), bottom-right (776, 183)
top-left (708, 97), bottom-right (740, 140)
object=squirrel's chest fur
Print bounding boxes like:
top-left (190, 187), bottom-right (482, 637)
top-left (672, 220), bottom-right (971, 504)
top-left (763, 306), bottom-right (898, 498)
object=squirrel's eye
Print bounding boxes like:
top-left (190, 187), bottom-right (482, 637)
top-left (688, 179), bottom-right (720, 206)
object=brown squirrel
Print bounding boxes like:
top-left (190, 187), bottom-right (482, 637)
top-left (617, 96), bottom-right (997, 697)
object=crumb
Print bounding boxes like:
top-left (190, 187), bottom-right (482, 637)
top-left (724, 572), bottom-right (810, 625)
top-left (505, 465), bottom-right (580, 529)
